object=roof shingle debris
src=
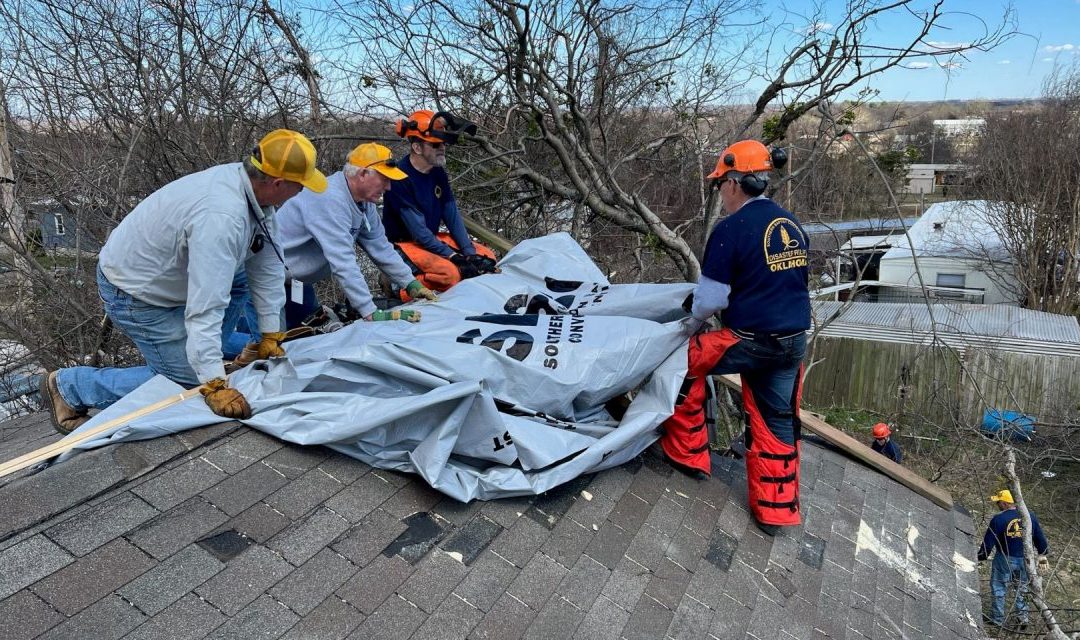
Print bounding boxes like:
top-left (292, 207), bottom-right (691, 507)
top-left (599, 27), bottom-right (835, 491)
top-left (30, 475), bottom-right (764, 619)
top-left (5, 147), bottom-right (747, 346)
top-left (0, 412), bottom-right (984, 639)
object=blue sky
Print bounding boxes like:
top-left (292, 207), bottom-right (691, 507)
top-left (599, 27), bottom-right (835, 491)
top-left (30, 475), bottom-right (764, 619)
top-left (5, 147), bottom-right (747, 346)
top-left (775, 0), bottom-right (1080, 101)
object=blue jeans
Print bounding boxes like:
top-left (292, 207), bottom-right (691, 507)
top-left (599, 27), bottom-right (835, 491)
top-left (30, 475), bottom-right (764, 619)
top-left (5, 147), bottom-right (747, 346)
top-left (229, 279), bottom-right (318, 348)
top-left (56, 267), bottom-right (244, 410)
top-left (990, 554), bottom-right (1029, 625)
top-left (221, 271), bottom-right (262, 359)
top-left (710, 331), bottom-right (806, 444)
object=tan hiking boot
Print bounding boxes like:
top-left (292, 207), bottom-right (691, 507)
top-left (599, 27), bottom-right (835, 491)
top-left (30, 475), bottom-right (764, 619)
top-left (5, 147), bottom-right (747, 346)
top-left (40, 371), bottom-right (90, 435)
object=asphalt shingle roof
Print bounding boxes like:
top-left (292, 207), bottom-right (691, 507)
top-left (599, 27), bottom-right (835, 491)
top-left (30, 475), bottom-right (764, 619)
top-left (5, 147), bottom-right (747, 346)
top-left (0, 412), bottom-right (983, 639)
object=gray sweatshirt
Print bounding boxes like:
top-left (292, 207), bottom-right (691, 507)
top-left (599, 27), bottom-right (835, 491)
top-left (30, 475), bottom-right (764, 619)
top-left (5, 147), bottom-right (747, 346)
top-left (277, 171), bottom-right (415, 318)
top-left (99, 163), bottom-right (285, 382)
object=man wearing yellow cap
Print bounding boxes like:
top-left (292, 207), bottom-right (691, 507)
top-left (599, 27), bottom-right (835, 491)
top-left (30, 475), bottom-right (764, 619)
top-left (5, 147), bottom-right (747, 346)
top-left (977, 489), bottom-right (1049, 628)
top-left (275, 142), bottom-right (437, 324)
top-left (40, 130), bottom-right (327, 431)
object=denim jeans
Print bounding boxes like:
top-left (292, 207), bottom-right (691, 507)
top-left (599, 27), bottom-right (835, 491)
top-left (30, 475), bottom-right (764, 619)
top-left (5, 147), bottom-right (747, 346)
top-left (56, 267), bottom-right (243, 410)
top-left (709, 331), bottom-right (806, 444)
top-left (228, 279), bottom-right (318, 348)
top-left (221, 270), bottom-right (262, 359)
top-left (990, 554), bottom-right (1030, 625)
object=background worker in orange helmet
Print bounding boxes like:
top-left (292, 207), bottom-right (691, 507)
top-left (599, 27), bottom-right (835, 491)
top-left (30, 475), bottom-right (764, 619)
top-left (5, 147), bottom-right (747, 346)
top-left (382, 109), bottom-right (499, 297)
top-left (660, 139), bottom-right (810, 537)
top-left (870, 422), bottom-right (902, 463)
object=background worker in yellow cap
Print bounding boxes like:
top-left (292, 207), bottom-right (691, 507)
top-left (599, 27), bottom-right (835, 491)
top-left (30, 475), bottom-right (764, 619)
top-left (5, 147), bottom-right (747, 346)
top-left (977, 489), bottom-right (1049, 628)
top-left (274, 142), bottom-right (437, 324)
top-left (40, 129), bottom-right (326, 432)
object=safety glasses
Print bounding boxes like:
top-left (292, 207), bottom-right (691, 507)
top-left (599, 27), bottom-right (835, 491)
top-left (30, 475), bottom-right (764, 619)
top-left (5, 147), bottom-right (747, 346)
top-left (362, 156), bottom-right (399, 170)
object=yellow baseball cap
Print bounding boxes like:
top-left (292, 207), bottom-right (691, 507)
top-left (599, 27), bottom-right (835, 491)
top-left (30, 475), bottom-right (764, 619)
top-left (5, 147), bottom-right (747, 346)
top-left (990, 490), bottom-right (1014, 504)
top-left (347, 143), bottom-right (408, 181)
top-left (251, 129), bottom-right (328, 193)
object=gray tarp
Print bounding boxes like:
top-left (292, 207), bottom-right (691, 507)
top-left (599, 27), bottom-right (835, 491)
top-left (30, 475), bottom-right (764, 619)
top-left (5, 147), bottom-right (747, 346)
top-left (60, 233), bottom-right (693, 501)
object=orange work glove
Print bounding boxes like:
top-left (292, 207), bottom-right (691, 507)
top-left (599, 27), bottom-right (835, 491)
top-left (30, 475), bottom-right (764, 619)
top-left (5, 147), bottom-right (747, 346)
top-left (257, 331), bottom-right (287, 359)
top-left (200, 378), bottom-right (252, 419)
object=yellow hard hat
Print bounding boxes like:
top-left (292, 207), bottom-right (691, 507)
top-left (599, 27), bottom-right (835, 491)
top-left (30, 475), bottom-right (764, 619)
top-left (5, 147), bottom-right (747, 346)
top-left (989, 489), bottom-right (1014, 504)
top-left (251, 129), bottom-right (328, 193)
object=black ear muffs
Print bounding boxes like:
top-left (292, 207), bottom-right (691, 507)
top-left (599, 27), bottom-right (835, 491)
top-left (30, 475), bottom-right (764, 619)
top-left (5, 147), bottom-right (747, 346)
top-left (770, 147), bottom-right (789, 170)
top-left (738, 173), bottom-right (768, 197)
top-left (395, 118), bottom-right (419, 139)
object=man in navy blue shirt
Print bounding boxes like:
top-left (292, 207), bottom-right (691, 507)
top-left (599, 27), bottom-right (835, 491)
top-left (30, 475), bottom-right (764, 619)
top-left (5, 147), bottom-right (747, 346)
top-left (978, 489), bottom-right (1049, 628)
top-left (660, 140), bottom-right (810, 536)
top-left (382, 109), bottom-right (498, 296)
top-left (870, 423), bottom-right (902, 463)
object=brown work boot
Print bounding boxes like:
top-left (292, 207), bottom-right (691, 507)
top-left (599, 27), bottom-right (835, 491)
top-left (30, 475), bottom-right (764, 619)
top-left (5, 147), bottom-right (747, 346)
top-left (40, 371), bottom-right (90, 435)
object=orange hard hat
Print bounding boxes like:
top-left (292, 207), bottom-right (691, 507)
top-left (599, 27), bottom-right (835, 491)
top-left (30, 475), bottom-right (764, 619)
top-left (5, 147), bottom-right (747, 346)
top-left (872, 423), bottom-right (891, 439)
top-left (395, 109), bottom-right (446, 144)
top-left (708, 139), bottom-right (775, 179)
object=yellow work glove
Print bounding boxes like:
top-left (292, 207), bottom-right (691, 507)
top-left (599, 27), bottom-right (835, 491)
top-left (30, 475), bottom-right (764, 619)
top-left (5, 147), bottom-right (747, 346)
top-left (256, 331), bottom-right (287, 359)
top-left (405, 279), bottom-right (438, 302)
top-left (200, 378), bottom-right (252, 420)
top-left (369, 309), bottom-right (422, 323)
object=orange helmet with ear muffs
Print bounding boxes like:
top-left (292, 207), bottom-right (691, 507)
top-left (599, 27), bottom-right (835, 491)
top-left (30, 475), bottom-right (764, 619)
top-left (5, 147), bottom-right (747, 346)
top-left (394, 109), bottom-right (478, 145)
top-left (708, 139), bottom-right (789, 197)
top-left (395, 109), bottom-right (446, 143)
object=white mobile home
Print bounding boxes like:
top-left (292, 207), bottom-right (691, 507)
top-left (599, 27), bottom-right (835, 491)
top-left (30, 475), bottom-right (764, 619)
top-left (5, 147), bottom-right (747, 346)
top-left (877, 200), bottom-right (1020, 305)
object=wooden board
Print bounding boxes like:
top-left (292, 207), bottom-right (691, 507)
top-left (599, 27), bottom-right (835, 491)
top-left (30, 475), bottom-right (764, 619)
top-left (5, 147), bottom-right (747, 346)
top-left (714, 374), bottom-right (954, 510)
top-left (0, 387), bottom-right (203, 479)
top-left (463, 215), bottom-right (514, 254)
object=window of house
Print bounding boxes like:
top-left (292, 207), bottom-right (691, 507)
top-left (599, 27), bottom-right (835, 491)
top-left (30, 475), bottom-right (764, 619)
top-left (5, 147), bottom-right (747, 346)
top-left (54, 214), bottom-right (66, 236)
top-left (936, 273), bottom-right (966, 288)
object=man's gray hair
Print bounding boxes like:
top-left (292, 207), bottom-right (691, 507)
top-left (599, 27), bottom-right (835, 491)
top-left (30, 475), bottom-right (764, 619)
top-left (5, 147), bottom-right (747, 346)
top-left (343, 162), bottom-right (363, 179)
top-left (243, 156), bottom-right (273, 182)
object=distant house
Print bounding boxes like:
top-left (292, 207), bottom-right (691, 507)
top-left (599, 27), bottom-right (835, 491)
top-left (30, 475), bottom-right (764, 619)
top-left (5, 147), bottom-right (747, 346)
top-left (932, 118), bottom-right (985, 137)
top-left (903, 163), bottom-right (970, 195)
top-left (877, 200), bottom-right (1018, 304)
top-left (26, 201), bottom-right (102, 252)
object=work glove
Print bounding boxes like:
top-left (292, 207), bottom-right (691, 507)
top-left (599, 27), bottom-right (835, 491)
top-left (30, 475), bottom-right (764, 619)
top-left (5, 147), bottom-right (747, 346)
top-left (256, 331), bottom-right (287, 359)
top-left (466, 254), bottom-right (499, 274)
top-left (369, 309), bottom-right (422, 323)
top-left (405, 279), bottom-right (438, 302)
top-left (200, 378), bottom-right (252, 420)
top-left (1037, 555), bottom-right (1050, 574)
top-left (449, 253), bottom-right (481, 279)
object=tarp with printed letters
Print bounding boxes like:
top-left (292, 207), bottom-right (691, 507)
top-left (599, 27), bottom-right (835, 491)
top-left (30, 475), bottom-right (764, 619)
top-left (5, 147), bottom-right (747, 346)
top-left (59, 233), bottom-right (693, 501)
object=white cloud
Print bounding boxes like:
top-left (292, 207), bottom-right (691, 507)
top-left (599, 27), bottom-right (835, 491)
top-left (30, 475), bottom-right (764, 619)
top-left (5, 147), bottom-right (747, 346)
top-left (939, 61), bottom-right (963, 70)
top-left (804, 21), bottom-right (833, 35)
top-left (1043, 57), bottom-right (1054, 62)
top-left (905, 62), bottom-right (932, 69)
top-left (1045, 44), bottom-right (1075, 52)
top-left (997, 59), bottom-right (1011, 65)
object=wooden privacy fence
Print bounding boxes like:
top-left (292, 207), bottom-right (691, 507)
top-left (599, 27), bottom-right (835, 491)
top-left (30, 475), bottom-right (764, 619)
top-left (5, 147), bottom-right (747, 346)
top-left (802, 336), bottom-right (1080, 425)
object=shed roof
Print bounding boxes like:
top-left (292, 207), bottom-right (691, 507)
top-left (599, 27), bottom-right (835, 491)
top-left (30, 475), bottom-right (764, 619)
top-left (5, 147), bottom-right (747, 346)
top-left (813, 301), bottom-right (1080, 356)
top-left (880, 201), bottom-right (1008, 262)
top-left (0, 412), bottom-right (984, 639)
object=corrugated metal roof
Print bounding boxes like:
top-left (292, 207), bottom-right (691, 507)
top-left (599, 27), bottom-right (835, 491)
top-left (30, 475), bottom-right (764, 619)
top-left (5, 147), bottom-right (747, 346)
top-left (812, 301), bottom-right (1080, 356)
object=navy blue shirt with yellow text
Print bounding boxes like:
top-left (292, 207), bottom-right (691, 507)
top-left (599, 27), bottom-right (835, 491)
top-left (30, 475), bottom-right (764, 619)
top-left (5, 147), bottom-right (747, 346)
top-left (701, 198), bottom-right (811, 333)
top-left (979, 507), bottom-right (1049, 559)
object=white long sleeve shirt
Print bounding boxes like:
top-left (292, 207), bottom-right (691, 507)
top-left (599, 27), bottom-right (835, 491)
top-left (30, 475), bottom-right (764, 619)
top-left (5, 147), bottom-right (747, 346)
top-left (277, 171), bottom-right (415, 318)
top-left (99, 163), bottom-right (285, 382)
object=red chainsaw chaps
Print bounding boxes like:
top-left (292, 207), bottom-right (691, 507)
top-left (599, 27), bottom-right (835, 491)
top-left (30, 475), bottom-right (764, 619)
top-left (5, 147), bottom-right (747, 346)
top-left (743, 364), bottom-right (804, 526)
top-left (659, 329), bottom-right (741, 475)
top-left (395, 233), bottom-right (498, 300)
